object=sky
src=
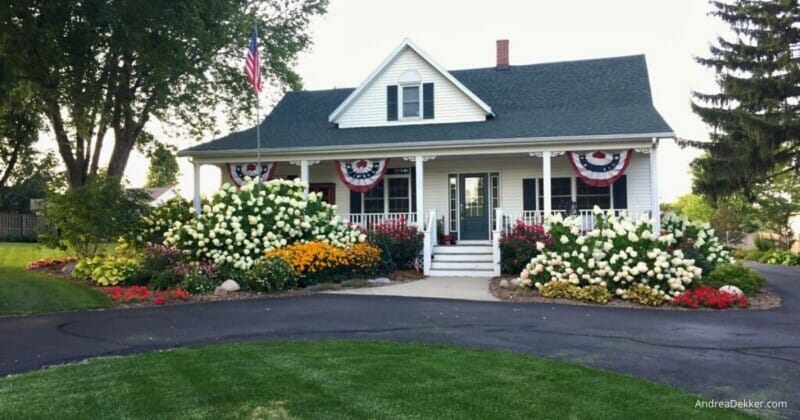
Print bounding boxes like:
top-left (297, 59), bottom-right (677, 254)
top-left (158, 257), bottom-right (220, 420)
top-left (40, 0), bottom-right (728, 202)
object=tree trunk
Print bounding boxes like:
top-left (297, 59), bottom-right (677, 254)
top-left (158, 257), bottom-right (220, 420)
top-left (0, 144), bottom-right (20, 187)
top-left (44, 101), bottom-right (88, 188)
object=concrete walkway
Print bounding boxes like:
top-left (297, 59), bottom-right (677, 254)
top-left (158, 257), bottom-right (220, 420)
top-left (326, 277), bottom-right (498, 301)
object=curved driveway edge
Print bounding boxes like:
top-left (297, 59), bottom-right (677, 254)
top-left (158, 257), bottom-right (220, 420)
top-left (1, 263), bottom-right (798, 417)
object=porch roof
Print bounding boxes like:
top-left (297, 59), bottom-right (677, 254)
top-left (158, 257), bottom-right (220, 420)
top-left (180, 55), bottom-right (673, 156)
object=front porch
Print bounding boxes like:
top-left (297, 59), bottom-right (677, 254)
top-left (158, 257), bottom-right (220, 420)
top-left (192, 142), bottom-right (661, 277)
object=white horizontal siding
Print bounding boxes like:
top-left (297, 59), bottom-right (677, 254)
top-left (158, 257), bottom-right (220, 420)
top-left (623, 152), bottom-right (651, 215)
top-left (336, 48), bottom-right (487, 128)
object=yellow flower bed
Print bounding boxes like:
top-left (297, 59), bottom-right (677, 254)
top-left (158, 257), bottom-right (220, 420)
top-left (265, 242), bottom-right (382, 278)
top-left (346, 242), bottom-right (382, 270)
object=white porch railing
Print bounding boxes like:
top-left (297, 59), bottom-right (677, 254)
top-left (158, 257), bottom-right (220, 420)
top-left (501, 209), bottom-right (649, 232)
top-left (423, 210), bottom-right (436, 275)
top-left (342, 212), bottom-right (417, 229)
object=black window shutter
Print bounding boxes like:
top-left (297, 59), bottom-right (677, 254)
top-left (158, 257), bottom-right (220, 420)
top-left (350, 190), bottom-right (362, 214)
top-left (410, 171), bottom-right (417, 211)
top-left (612, 175), bottom-right (627, 209)
top-left (537, 178), bottom-right (544, 209)
top-left (387, 85), bottom-right (398, 121)
top-left (523, 179), bottom-right (536, 211)
top-left (422, 83), bottom-right (434, 119)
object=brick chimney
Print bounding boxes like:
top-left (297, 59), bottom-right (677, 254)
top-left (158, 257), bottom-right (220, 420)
top-left (496, 39), bottom-right (509, 70)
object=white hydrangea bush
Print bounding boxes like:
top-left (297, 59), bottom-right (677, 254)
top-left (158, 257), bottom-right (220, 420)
top-left (661, 212), bottom-right (732, 269)
top-left (517, 207), bottom-right (702, 301)
top-left (164, 179), bottom-right (365, 270)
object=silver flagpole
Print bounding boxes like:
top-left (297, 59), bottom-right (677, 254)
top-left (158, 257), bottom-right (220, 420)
top-left (255, 26), bottom-right (262, 182)
top-left (256, 89), bottom-right (261, 181)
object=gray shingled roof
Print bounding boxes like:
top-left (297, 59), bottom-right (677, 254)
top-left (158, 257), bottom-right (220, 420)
top-left (180, 54), bottom-right (673, 155)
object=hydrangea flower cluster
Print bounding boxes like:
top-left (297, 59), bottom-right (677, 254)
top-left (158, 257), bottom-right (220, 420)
top-left (517, 207), bottom-right (702, 301)
top-left (164, 179), bottom-right (366, 271)
top-left (661, 212), bottom-right (732, 267)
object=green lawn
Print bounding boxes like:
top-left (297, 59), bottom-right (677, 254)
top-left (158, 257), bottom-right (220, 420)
top-left (0, 242), bottom-right (109, 315)
top-left (0, 341), bottom-right (750, 419)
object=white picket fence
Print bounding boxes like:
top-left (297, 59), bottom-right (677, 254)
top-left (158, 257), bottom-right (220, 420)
top-left (0, 212), bottom-right (46, 241)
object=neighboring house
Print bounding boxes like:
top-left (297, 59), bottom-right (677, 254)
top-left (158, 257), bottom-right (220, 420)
top-left (130, 187), bottom-right (180, 207)
top-left (179, 39), bottom-right (674, 276)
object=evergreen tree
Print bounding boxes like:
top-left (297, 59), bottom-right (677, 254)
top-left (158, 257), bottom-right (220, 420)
top-left (691, 0), bottom-right (800, 200)
top-left (145, 144), bottom-right (179, 188)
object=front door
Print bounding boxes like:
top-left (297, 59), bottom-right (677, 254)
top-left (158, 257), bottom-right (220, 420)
top-left (459, 174), bottom-right (489, 240)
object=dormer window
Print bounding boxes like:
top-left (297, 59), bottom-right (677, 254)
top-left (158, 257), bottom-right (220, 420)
top-left (401, 85), bottom-right (421, 119)
top-left (386, 70), bottom-right (434, 122)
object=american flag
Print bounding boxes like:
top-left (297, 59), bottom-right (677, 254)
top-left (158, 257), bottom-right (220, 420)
top-left (244, 27), bottom-right (262, 94)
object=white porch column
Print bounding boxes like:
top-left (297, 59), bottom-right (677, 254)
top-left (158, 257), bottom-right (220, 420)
top-left (192, 160), bottom-right (201, 214)
top-left (542, 151), bottom-right (552, 215)
top-left (650, 139), bottom-right (661, 235)
top-left (415, 155), bottom-right (424, 227)
top-left (300, 159), bottom-right (310, 197)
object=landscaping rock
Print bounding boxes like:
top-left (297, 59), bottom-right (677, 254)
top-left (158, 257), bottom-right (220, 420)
top-left (510, 278), bottom-right (521, 287)
top-left (219, 279), bottom-right (240, 292)
top-left (214, 287), bottom-right (228, 296)
top-left (368, 277), bottom-right (391, 284)
top-left (499, 279), bottom-right (509, 289)
top-left (719, 285), bottom-right (744, 297)
top-left (61, 261), bottom-right (77, 276)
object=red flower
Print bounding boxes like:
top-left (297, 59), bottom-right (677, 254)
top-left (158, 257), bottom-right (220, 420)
top-left (672, 286), bottom-right (748, 309)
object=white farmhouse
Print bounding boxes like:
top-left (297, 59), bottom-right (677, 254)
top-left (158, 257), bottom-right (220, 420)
top-left (179, 39), bottom-right (674, 276)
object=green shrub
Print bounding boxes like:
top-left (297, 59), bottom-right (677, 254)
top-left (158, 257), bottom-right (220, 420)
top-left (179, 271), bottom-right (218, 295)
top-left (539, 281), bottom-right (580, 299)
top-left (698, 263), bottom-right (765, 296)
top-left (575, 285), bottom-right (611, 304)
top-left (754, 236), bottom-right (776, 252)
top-left (758, 249), bottom-right (800, 266)
top-left (739, 249), bottom-right (764, 262)
top-left (148, 269), bottom-right (183, 291)
top-left (241, 256), bottom-right (298, 293)
top-left (38, 174), bottom-right (149, 259)
top-left (623, 284), bottom-right (666, 306)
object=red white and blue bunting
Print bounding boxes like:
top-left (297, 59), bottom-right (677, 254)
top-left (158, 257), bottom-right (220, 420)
top-left (227, 162), bottom-right (277, 186)
top-left (334, 159), bottom-right (390, 192)
top-left (567, 150), bottom-right (632, 187)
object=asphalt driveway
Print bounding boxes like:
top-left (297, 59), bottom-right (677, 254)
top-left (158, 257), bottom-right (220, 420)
top-left (1, 262), bottom-right (798, 417)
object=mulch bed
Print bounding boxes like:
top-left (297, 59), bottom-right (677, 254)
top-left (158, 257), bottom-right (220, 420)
top-left (26, 260), bottom-right (424, 310)
top-left (489, 276), bottom-right (782, 311)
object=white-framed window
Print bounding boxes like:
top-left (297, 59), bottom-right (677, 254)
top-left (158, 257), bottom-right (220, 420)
top-left (362, 168), bottom-right (413, 214)
top-left (400, 84), bottom-right (421, 119)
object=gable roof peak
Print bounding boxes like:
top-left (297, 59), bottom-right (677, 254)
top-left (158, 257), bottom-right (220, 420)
top-left (327, 38), bottom-right (494, 123)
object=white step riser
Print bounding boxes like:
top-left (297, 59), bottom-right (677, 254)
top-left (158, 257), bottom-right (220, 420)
top-left (433, 246), bottom-right (493, 254)
top-left (434, 253), bottom-right (492, 262)
top-left (428, 269), bottom-right (495, 277)
top-left (432, 261), bottom-right (494, 270)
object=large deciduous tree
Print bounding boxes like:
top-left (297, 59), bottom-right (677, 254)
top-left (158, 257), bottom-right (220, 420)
top-left (691, 0), bottom-right (799, 200)
top-left (0, 0), bottom-right (327, 188)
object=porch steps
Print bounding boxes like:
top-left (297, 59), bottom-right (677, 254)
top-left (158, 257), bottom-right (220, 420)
top-left (429, 245), bottom-right (495, 277)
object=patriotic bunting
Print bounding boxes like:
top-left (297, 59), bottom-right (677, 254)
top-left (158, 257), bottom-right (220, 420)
top-left (227, 162), bottom-right (276, 186)
top-left (334, 159), bottom-right (390, 192)
top-left (567, 150), bottom-right (632, 187)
